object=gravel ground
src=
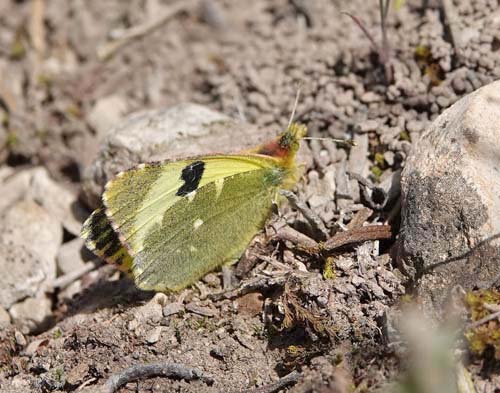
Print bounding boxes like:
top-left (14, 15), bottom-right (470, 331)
top-left (0, 0), bottom-right (499, 392)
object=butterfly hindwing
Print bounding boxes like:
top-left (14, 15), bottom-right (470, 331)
top-left (81, 206), bottom-right (134, 270)
top-left (103, 155), bottom-right (287, 291)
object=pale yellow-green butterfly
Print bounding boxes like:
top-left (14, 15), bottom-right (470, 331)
top-left (81, 121), bottom-right (308, 292)
top-left (81, 84), bottom-right (355, 293)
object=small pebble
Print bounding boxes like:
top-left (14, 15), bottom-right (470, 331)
top-left (436, 96), bottom-right (450, 108)
top-left (14, 330), bottom-right (27, 347)
top-left (335, 256), bottom-right (353, 272)
top-left (145, 327), bottom-right (163, 344)
top-left (358, 119), bottom-right (379, 133)
top-left (360, 91), bottom-right (382, 103)
top-left (185, 303), bottom-right (217, 317)
top-left (351, 275), bottom-right (366, 287)
top-left (406, 120), bottom-right (424, 133)
top-left (162, 302), bottom-right (185, 317)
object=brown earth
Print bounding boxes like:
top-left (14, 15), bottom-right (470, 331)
top-left (0, 0), bottom-right (499, 392)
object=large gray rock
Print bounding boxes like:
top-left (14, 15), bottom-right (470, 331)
top-left (9, 295), bottom-right (53, 334)
top-left (0, 244), bottom-right (48, 309)
top-left (0, 200), bottom-right (61, 308)
top-left (81, 103), bottom-right (274, 208)
top-left (56, 237), bottom-right (88, 275)
top-left (28, 167), bottom-right (86, 236)
top-left (0, 200), bottom-right (62, 266)
top-left (400, 79), bottom-right (500, 315)
top-left (0, 305), bottom-right (11, 330)
top-left (0, 167), bottom-right (32, 213)
top-left (0, 166), bottom-right (85, 235)
top-left (87, 94), bottom-right (128, 140)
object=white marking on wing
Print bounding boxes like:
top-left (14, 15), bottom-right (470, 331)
top-left (193, 218), bottom-right (204, 230)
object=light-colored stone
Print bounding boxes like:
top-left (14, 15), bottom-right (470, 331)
top-left (305, 167), bottom-right (336, 210)
top-left (14, 330), bottom-right (26, 346)
top-left (145, 326), bottom-right (163, 344)
top-left (357, 119), bottom-right (379, 133)
top-left (335, 159), bottom-right (352, 210)
top-left (87, 94), bottom-right (128, 139)
top-left (348, 133), bottom-right (369, 203)
top-left (4, 375), bottom-right (37, 393)
top-left (29, 167), bottom-right (85, 235)
top-left (0, 305), bottom-right (11, 329)
top-left (24, 338), bottom-right (50, 356)
top-left (58, 280), bottom-right (82, 301)
top-left (0, 244), bottom-right (48, 308)
top-left (400, 79), bottom-right (500, 315)
top-left (162, 302), bottom-right (184, 317)
top-left (133, 293), bottom-right (168, 324)
top-left (360, 91), bottom-right (382, 103)
top-left (1, 199), bottom-right (61, 270)
top-left (56, 237), bottom-right (87, 275)
top-left (66, 362), bottom-right (89, 385)
top-left (0, 200), bottom-right (60, 308)
top-left (9, 295), bottom-right (53, 334)
top-left (0, 165), bottom-right (15, 181)
top-left (0, 168), bottom-right (31, 214)
top-left (0, 166), bottom-right (84, 235)
top-left (82, 103), bottom-right (274, 208)
top-left (185, 303), bottom-right (217, 317)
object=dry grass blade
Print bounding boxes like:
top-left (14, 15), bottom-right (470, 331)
top-left (30, 0), bottom-right (46, 56)
top-left (440, 0), bottom-right (462, 54)
top-left (341, 11), bottom-right (380, 54)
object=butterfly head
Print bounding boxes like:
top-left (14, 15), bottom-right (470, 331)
top-left (256, 122), bottom-right (307, 165)
top-left (278, 122), bottom-right (307, 155)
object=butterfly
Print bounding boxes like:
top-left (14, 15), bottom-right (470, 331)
top-left (81, 122), bottom-right (307, 292)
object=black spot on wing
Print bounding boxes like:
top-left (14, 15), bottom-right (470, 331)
top-left (176, 160), bottom-right (205, 196)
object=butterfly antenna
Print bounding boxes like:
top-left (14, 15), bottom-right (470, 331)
top-left (287, 82), bottom-right (302, 129)
top-left (303, 136), bottom-right (357, 146)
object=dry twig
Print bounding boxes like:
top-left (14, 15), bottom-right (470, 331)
top-left (280, 190), bottom-right (329, 239)
top-left (347, 207), bottom-right (373, 229)
top-left (103, 362), bottom-right (213, 393)
top-left (441, 0), bottom-right (462, 54)
top-left (323, 225), bottom-right (392, 252)
top-left (242, 370), bottom-right (301, 393)
top-left (47, 260), bottom-right (100, 291)
top-left (467, 309), bottom-right (500, 330)
top-left (208, 275), bottom-right (288, 301)
top-left (273, 225), bottom-right (320, 252)
top-left (275, 223), bottom-right (391, 253)
top-left (97, 0), bottom-right (196, 60)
